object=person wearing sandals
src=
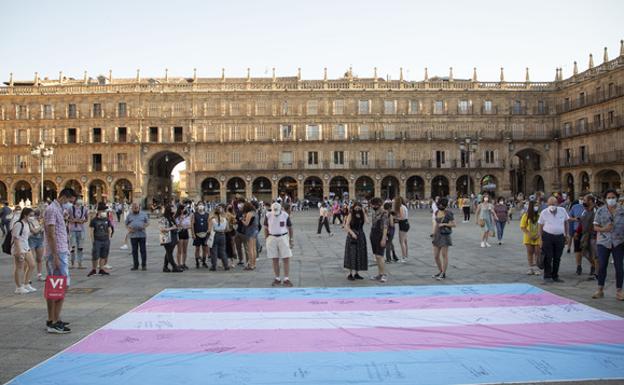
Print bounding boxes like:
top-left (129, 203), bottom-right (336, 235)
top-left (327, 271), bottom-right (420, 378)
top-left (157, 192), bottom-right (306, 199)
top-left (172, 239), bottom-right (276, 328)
top-left (174, 205), bottom-right (192, 270)
top-left (592, 189), bottom-right (624, 300)
top-left (369, 197), bottom-right (389, 283)
top-left (264, 202), bottom-right (294, 287)
top-left (159, 206), bottom-right (182, 273)
top-left (343, 202), bottom-right (368, 281)
top-left (432, 198), bottom-right (455, 280)
top-left (27, 208), bottom-right (46, 282)
top-left (208, 206), bottom-right (230, 271)
top-left (520, 199), bottom-right (542, 276)
top-left (393, 197), bottom-right (410, 262)
top-left (475, 193), bottom-right (498, 248)
top-left (241, 202), bottom-right (258, 270)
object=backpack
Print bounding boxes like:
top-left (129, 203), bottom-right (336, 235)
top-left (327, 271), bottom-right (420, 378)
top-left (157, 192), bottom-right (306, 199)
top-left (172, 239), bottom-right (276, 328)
top-left (2, 222), bottom-right (24, 255)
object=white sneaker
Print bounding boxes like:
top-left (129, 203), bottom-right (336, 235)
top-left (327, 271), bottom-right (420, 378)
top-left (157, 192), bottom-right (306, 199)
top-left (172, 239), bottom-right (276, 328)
top-left (37, 273), bottom-right (45, 281)
top-left (526, 269), bottom-right (535, 275)
top-left (14, 286), bottom-right (29, 294)
top-left (103, 264), bottom-right (112, 269)
top-left (485, 242), bottom-right (492, 248)
top-left (480, 242), bottom-right (486, 248)
top-left (120, 244), bottom-right (128, 250)
top-left (25, 284), bottom-right (37, 292)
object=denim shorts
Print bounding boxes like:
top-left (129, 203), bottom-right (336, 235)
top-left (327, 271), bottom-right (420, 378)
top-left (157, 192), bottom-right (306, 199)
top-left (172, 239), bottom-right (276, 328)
top-left (46, 251), bottom-right (71, 287)
top-left (28, 236), bottom-right (44, 250)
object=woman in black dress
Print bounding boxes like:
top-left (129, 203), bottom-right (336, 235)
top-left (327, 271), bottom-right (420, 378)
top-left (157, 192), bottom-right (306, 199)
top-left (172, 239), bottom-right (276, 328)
top-left (344, 202), bottom-right (369, 280)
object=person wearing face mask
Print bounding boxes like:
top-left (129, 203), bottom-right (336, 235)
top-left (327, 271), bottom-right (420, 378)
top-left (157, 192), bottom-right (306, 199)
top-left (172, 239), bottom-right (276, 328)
top-left (576, 194), bottom-right (598, 279)
top-left (537, 196), bottom-right (570, 283)
top-left (592, 189), bottom-right (624, 300)
top-left (125, 202), bottom-right (149, 271)
top-left (175, 205), bottom-right (192, 270)
top-left (432, 198), bottom-right (455, 280)
top-left (191, 203), bottom-right (210, 269)
top-left (493, 197), bottom-right (509, 245)
top-left (369, 197), bottom-right (389, 283)
top-left (27, 209), bottom-right (46, 282)
top-left (12, 207), bottom-right (36, 294)
top-left (566, 195), bottom-right (585, 256)
top-left (264, 202), bottom-right (294, 287)
top-left (520, 200), bottom-right (542, 275)
top-left (209, 206), bottom-right (230, 271)
top-left (87, 203), bottom-right (114, 277)
top-left (67, 197), bottom-right (88, 269)
top-left (475, 194), bottom-right (498, 248)
top-left (43, 187), bottom-right (78, 334)
top-left (343, 202), bottom-right (368, 280)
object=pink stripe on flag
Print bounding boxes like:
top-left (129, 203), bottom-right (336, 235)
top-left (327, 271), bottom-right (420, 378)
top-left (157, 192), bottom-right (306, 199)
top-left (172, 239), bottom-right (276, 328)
top-left (133, 293), bottom-right (574, 313)
top-left (67, 319), bottom-right (624, 354)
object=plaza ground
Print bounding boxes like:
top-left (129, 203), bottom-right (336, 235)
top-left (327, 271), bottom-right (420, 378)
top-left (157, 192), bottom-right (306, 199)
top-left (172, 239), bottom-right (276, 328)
top-left (0, 209), bottom-right (622, 385)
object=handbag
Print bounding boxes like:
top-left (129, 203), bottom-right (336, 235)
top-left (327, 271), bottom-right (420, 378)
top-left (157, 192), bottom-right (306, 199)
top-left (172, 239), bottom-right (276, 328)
top-left (159, 231), bottom-right (172, 245)
top-left (196, 232), bottom-right (208, 238)
top-left (478, 218), bottom-right (485, 227)
top-left (44, 275), bottom-right (67, 300)
top-left (206, 231), bottom-right (215, 248)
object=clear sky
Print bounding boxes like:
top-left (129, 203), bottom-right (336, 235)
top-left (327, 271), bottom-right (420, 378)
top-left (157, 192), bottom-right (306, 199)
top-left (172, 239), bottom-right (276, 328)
top-left (1, 0), bottom-right (622, 83)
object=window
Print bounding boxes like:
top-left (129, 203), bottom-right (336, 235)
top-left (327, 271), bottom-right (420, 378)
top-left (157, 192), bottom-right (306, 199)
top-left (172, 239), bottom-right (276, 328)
top-left (333, 99), bottom-right (344, 115)
top-left (67, 128), bottom-right (77, 144)
top-left (255, 101), bottom-right (267, 116)
top-left (360, 151), bottom-right (369, 166)
top-left (116, 153), bottom-right (127, 169)
top-left (359, 125), bottom-right (369, 140)
top-left (483, 100), bottom-right (493, 113)
top-left (563, 97), bottom-right (570, 111)
top-left (358, 100), bottom-right (370, 114)
top-left (92, 128), bottom-right (102, 143)
top-left (280, 151), bottom-right (293, 166)
top-left (307, 151), bottom-right (319, 165)
top-left (580, 146), bottom-right (587, 163)
top-left (93, 103), bottom-right (102, 118)
top-left (386, 151), bottom-right (395, 167)
top-left (564, 148), bottom-right (571, 164)
top-left (43, 104), bottom-right (53, 119)
top-left (513, 100), bottom-right (523, 114)
top-left (42, 128), bottom-right (55, 143)
top-left (148, 103), bottom-right (160, 117)
top-left (563, 122), bottom-right (572, 136)
top-left (577, 118), bottom-right (587, 133)
top-left (205, 126), bottom-right (217, 141)
top-left (608, 110), bottom-right (615, 125)
top-left (307, 100), bottom-right (318, 115)
top-left (458, 100), bottom-right (470, 114)
top-left (17, 105), bottom-right (28, 119)
top-left (173, 127), bottom-right (183, 142)
top-left (579, 92), bottom-right (586, 106)
top-left (537, 100), bottom-right (546, 114)
top-left (17, 155), bottom-right (27, 170)
top-left (255, 125), bottom-right (267, 140)
top-left (172, 102), bottom-right (185, 117)
top-left (594, 114), bottom-right (602, 129)
top-left (117, 127), bottom-right (127, 143)
top-left (68, 104), bottom-right (77, 118)
top-left (333, 151), bottom-right (345, 165)
top-left (383, 124), bottom-right (395, 140)
top-left (230, 126), bottom-right (242, 141)
top-left (281, 100), bottom-right (289, 115)
top-left (332, 124), bottom-right (346, 140)
top-left (205, 152), bottom-right (216, 164)
top-left (409, 100), bottom-right (420, 114)
top-left (608, 82), bottom-right (615, 97)
top-left (230, 102), bottom-right (240, 116)
top-left (435, 150), bottom-right (445, 168)
top-left (149, 127), bottom-right (159, 142)
top-left (484, 150), bottom-right (495, 164)
top-left (306, 125), bottom-right (320, 140)
top-left (16, 129), bottom-right (28, 145)
top-left (92, 154), bottom-right (102, 172)
top-left (231, 151), bottom-right (240, 164)
top-left (460, 150), bottom-right (469, 167)
top-left (256, 151), bottom-right (267, 163)
top-left (384, 100), bottom-right (396, 114)
top-left (118, 102), bottom-right (127, 118)
top-left (433, 100), bottom-right (444, 114)
top-left (280, 125), bottom-right (293, 140)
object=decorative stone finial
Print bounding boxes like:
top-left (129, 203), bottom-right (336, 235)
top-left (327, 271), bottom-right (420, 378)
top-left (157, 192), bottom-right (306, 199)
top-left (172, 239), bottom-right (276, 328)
top-left (499, 67), bottom-right (505, 82)
top-left (525, 67), bottom-right (530, 82)
top-left (136, 69), bottom-right (140, 83)
top-left (193, 68), bottom-right (197, 81)
top-left (448, 67), bottom-right (453, 81)
top-left (247, 68), bottom-right (251, 80)
top-left (603, 47), bottom-right (609, 63)
top-left (554, 68), bottom-right (559, 81)
top-left (348, 66), bottom-right (353, 79)
top-left (374, 67), bottom-right (378, 78)
top-left (59, 71), bottom-right (63, 83)
top-left (34, 72), bottom-right (39, 84)
top-left (472, 67), bottom-right (477, 81)
top-left (424, 67), bottom-right (428, 81)
top-left (400, 67), bottom-right (404, 81)
top-left (9, 72), bottom-right (13, 87)
top-left (108, 69), bottom-right (112, 84)
top-left (620, 39), bottom-right (624, 57)
top-left (272, 67), bottom-right (276, 80)
top-left (84, 70), bottom-right (88, 84)
top-left (297, 67), bottom-right (301, 80)
top-left (573, 61), bottom-right (578, 75)
top-left (323, 67), bottom-right (327, 81)
top-left (589, 53), bottom-right (594, 69)
top-left (165, 68), bottom-right (169, 82)
top-left (221, 68), bottom-right (225, 80)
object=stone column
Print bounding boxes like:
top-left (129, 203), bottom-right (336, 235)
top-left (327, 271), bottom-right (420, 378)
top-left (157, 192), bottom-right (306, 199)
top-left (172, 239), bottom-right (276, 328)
top-left (397, 178), bottom-right (405, 200)
top-left (271, 180), bottom-right (278, 200)
top-left (424, 178), bottom-right (432, 199)
top-left (245, 182), bottom-right (252, 200)
top-left (219, 183), bottom-right (226, 203)
top-left (448, 177), bottom-right (456, 199)
top-left (348, 179), bottom-right (356, 201)
top-left (297, 181), bottom-right (304, 201)
top-left (374, 179), bottom-right (381, 198)
top-left (322, 179), bottom-right (330, 200)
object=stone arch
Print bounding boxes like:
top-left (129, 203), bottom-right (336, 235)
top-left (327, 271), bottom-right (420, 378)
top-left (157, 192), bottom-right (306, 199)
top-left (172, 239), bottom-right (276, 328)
top-left (355, 176), bottom-right (374, 201)
top-left (406, 175), bottom-right (425, 200)
top-left (579, 171), bottom-right (591, 194)
top-left (0, 180), bottom-right (7, 202)
top-left (278, 176), bottom-right (298, 201)
top-left (329, 176), bottom-right (349, 200)
top-left (43, 180), bottom-right (57, 202)
top-left (510, 148), bottom-right (544, 196)
top-left (303, 176), bottom-right (323, 203)
top-left (226, 177), bottom-right (246, 202)
top-left (481, 174), bottom-right (498, 197)
top-left (145, 150), bottom-right (187, 206)
top-left (252, 177), bottom-right (272, 203)
top-left (456, 175), bottom-right (475, 197)
top-left (431, 175), bottom-right (449, 198)
top-left (563, 173), bottom-right (575, 199)
top-left (533, 175), bottom-right (545, 193)
top-left (64, 179), bottom-right (83, 196)
top-left (595, 169), bottom-right (621, 194)
top-left (88, 179), bottom-right (108, 205)
top-left (381, 175), bottom-right (400, 200)
top-left (14, 180), bottom-right (32, 204)
top-left (113, 178), bottom-right (133, 203)
top-left (200, 177), bottom-right (220, 201)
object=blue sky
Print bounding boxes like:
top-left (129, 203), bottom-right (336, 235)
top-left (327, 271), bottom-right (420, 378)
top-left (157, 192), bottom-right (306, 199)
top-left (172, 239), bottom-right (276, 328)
top-left (1, 0), bottom-right (622, 83)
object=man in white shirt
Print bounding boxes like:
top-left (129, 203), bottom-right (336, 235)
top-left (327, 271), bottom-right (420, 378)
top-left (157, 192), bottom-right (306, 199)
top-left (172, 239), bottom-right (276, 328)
top-left (538, 196), bottom-right (570, 283)
top-left (264, 203), bottom-right (294, 287)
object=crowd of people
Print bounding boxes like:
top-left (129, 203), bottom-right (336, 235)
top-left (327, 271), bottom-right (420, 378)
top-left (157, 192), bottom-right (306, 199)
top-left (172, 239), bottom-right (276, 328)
top-left (2, 186), bottom-right (624, 334)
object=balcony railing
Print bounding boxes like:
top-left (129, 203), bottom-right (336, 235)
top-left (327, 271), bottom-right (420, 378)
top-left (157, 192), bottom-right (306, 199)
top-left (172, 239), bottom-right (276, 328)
top-left (560, 115), bottom-right (622, 138)
top-left (558, 84), bottom-right (624, 113)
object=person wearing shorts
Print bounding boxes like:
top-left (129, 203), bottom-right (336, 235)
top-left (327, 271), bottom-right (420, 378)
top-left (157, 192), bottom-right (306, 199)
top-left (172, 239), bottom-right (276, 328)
top-left (88, 203), bottom-right (114, 277)
top-left (264, 202), bottom-right (294, 287)
top-left (44, 188), bottom-right (78, 334)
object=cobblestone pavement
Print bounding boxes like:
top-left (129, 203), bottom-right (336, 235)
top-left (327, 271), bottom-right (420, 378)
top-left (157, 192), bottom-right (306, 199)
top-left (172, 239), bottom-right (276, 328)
top-left (1, 209), bottom-right (622, 384)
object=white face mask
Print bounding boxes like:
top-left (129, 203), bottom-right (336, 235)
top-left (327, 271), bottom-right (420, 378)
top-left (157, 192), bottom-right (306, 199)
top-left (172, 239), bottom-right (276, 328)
top-left (534, 207), bottom-right (539, 212)
top-left (76, 200), bottom-right (83, 206)
top-left (99, 212), bottom-right (107, 218)
top-left (197, 206), bottom-right (205, 212)
top-left (549, 205), bottom-right (557, 213)
top-left (483, 197), bottom-right (489, 202)
top-left (606, 198), bottom-right (617, 207)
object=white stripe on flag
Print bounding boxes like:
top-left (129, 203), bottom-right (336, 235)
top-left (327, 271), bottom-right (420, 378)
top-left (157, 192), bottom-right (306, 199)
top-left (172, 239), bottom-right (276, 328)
top-left (104, 304), bottom-right (620, 330)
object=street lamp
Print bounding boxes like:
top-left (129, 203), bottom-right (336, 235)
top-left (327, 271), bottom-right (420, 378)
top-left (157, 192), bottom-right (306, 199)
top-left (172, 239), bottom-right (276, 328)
top-left (459, 137), bottom-right (478, 196)
top-left (30, 142), bottom-right (54, 204)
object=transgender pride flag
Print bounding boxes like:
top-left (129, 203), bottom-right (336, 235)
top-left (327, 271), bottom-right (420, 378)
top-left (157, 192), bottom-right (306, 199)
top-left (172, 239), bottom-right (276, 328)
top-left (8, 284), bottom-right (624, 385)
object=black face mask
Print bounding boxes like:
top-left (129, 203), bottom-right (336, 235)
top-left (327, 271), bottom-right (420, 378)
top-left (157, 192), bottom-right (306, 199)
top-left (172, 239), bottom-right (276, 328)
top-left (438, 206), bottom-right (446, 210)
top-left (372, 206), bottom-right (380, 211)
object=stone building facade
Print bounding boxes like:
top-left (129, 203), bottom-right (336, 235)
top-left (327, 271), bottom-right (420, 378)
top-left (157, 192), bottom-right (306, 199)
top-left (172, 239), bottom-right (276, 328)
top-left (0, 43), bottom-right (623, 206)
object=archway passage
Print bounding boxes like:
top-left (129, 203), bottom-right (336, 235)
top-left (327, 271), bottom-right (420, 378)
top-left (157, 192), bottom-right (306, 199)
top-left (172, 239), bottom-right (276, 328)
top-left (200, 178), bottom-right (221, 202)
top-left (278, 177), bottom-right (298, 201)
top-left (252, 177), bottom-right (272, 203)
top-left (355, 176), bottom-right (374, 201)
top-left (65, 179), bottom-right (83, 197)
top-left (303, 177), bottom-right (323, 205)
top-left (406, 176), bottom-right (425, 200)
top-left (147, 151), bottom-right (185, 207)
top-left (456, 175), bottom-right (474, 197)
top-left (431, 176), bottom-right (449, 198)
top-left (481, 175), bottom-right (498, 197)
top-left (14, 180), bottom-right (32, 204)
top-left (580, 172), bottom-right (591, 194)
top-left (88, 179), bottom-right (108, 205)
top-left (226, 177), bottom-right (246, 202)
top-left (330, 176), bottom-right (349, 200)
top-left (0, 180), bottom-right (8, 202)
top-left (564, 173), bottom-right (574, 199)
top-left (381, 176), bottom-right (399, 200)
top-left (114, 179), bottom-right (133, 203)
top-left (510, 149), bottom-right (542, 196)
top-left (595, 169), bottom-right (621, 194)
top-left (43, 180), bottom-right (57, 202)
top-left (533, 175), bottom-right (545, 193)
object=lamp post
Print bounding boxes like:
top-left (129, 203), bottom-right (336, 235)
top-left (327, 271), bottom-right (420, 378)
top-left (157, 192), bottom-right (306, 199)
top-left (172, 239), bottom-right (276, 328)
top-left (30, 142), bottom-right (54, 204)
top-left (459, 137), bottom-right (478, 197)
